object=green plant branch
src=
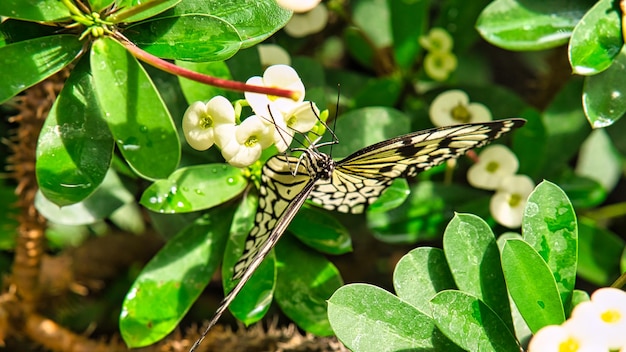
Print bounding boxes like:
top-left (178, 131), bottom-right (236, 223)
top-left (116, 35), bottom-right (301, 101)
top-left (582, 201), bottom-right (626, 221)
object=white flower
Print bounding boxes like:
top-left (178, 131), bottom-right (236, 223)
top-left (284, 3), bottom-right (329, 38)
top-left (276, 0), bottom-right (321, 13)
top-left (429, 90), bottom-right (492, 127)
top-left (571, 288), bottom-right (626, 350)
top-left (423, 50), bottom-right (457, 81)
top-left (258, 44), bottom-right (291, 67)
top-left (245, 64), bottom-right (305, 117)
top-left (182, 96), bottom-right (236, 151)
top-left (419, 27), bottom-right (454, 53)
top-left (528, 320), bottom-right (609, 352)
top-left (490, 174), bottom-right (534, 228)
top-left (467, 145), bottom-right (519, 190)
top-left (217, 115), bottom-right (274, 167)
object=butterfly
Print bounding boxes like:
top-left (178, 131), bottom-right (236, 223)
top-left (190, 118), bottom-right (526, 351)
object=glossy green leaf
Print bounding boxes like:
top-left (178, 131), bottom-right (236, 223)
top-left (576, 129), bottom-right (622, 192)
top-left (140, 164), bottom-right (246, 213)
top-left (582, 46), bottom-right (626, 128)
top-left (289, 206), bottom-right (352, 255)
top-left (522, 180), bottom-right (577, 312)
top-left (443, 214), bottom-right (513, 331)
top-left (275, 235), bottom-right (342, 335)
top-left (542, 78), bottom-right (591, 176)
top-left (112, 0), bottom-right (182, 23)
top-left (125, 15), bottom-right (242, 62)
top-left (476, 0), bottom-right (592, 51)
top-left (91, 37), bottom-right (180, 180)
top-left (352, 0), bottom-right (391, 49)
top-left (0, 35), bottom-right (82, 104)
top-left (368, 181), bottom-right (487, 243)
top-left (0, 19), bottom-right (59, 47)
top-left (222, 193), bottom-right (275, 325)
top-left (177, 60), bottom-right (236, 104)
top-left (0, 0), bottom-right (71, 22)
top-left (571, 289), bottom-right (590, 307)
top-left (389, 0), bottom-right (427, 70)
top-left (367, 178), bottom-right (410, 213)
top-left (36, 56), bottom-right (113, 206)
top-left (431, 290), bottom-right (519, 352)
top-left (501, 239), bottom-right (565, 333)
top-left (577, 219), bottom-right (624, 286)
top-left (34, 170), bottom-right (133, 225)
top-left (330, 107), bottom-right (411, 158)
top-left (88, 0), bottom-right (115, 13)
top-left (120, 206), bottom-right (234, 347)
top-left (555, 170), bottom-right (606, 208)
top-left (568, 0), bottom-right (622, 75)
top-left (393, 247), bottom-right (456, 314)
top-left (163, 0), bottom-right (291, 49)
top-left (328, 283), bottom-right (450, 351)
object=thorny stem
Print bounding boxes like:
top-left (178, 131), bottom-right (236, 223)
top-left (116, 34), bottom-right (301, 101)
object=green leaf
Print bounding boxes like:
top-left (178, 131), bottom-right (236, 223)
top-left (388, 0), bottom-right (427, 70)
top-left (343, 27), bottom-right (375, 69)
top-left (124, 15), bottom-right (242, 62)
top-left (367, 178), bottom-right (410, 213)
top-left (352, 0), bottom-right (391, 49)
top-left (568, 0), bottom-right (622, 75)
top-left (88, 0), bottom-right (115, 13)
top-left (177, 60), bottom-right (237, 104)
top-left (222, 193), bottom-right (275, 325)
top-left (476, 0), bottom-right (592, 51)
top-left (275, 235), bottom-right (342, 335)
top-left (36, 56), bottom-right (113, 206)
top-left (165, 0), bottom-right (291, 49)
top-left (577, 219), bottom-right (624, 286)
top-left (501, 239), bottom-right (565, 333)
top-left (554, 170), bottom-right (606, 208)
top-left (511, 108), bottom-right (548, 179)
top-left (0, 0), bottom-right (71, 22)
top-left (430, 290), bottom-right (519, 352)
top-left (368, 181), bottom-right (487, 243)
top-left (393, 247), bottom-right (456, 314)
top-left (542, 77), bottom-right (591, 176)
top-left (522, 180), bottom-right (577, 312)
top-left (0, 34), bottom-right (82, 104)
top-left (112, 0), bottom-right (182, 23)
top-left (328, 283), bottom-right (452, 351)
top-left (582, 46), bottom-right (626, 128)
top-left (576, 129), bottom-right (622, 192)
top-left (34, 170), bottom-right (133, 225)
top-left (330, 107), bottom-right (411, 158)
top-left (120, 206), bottom-right (234, 347)
top-left (91, 37), bottom-right (180, 180)
top-left (289, 206), bottom-right (352, 255)
top-left (140, 164), bottom-right (246, 213)
top-left (443, 214), bottom-right (513, 331)
top-left (0, 19), bottom-right (59, 47)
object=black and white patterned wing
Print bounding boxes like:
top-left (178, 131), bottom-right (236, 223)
top-left (190, 155), bottom-right (319, 352)
top-left (309, 119), bottom-right (526, 214)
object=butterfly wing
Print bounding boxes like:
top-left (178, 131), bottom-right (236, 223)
top-left (309, 119), bottom-right (526, 213)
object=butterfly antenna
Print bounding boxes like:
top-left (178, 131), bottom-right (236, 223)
top-left (328, 85), bottom-right (340, 157)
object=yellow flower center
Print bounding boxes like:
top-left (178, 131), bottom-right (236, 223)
top-left (486, 161), bottom-right (499, 173)
top-left (601, 309), bottom-right (621, 323)
top-left (558, 337), bottom-right (579, 352)
top-left (245, 135), bottom-right (258, 147)
top-left (508, 193), bottom-right (522, 207)
top-left (200, 115), bottom-right (213, 129)
top-left (286, 114), bottom-right (297, 127)
top-left (451, 103), bottom-right (470, 123)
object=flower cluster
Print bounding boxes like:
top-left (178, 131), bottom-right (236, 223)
top-left (529, 287), bottom-right (626, 352)
top-left (419, 28), bottom-right (457, 81)
top-left (467, 144), bottom-right (534, 228)
top-left (429, 90), bottom-right (492, 127)
top-left (182, 65), bottom-right (319, 168)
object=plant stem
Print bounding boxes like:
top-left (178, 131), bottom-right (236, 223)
top-left (106, 0), bottom-right (169, 23)
top-left (582, 201), bottom-right (626, 221)
top-left (116, 35), bottom-right (300, 101)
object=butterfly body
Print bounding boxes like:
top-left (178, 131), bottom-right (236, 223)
top-left (190, 118), bottom-right (526, 352)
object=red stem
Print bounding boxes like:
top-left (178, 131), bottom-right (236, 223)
top-left (118, 36), bottom-right (300, 100)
